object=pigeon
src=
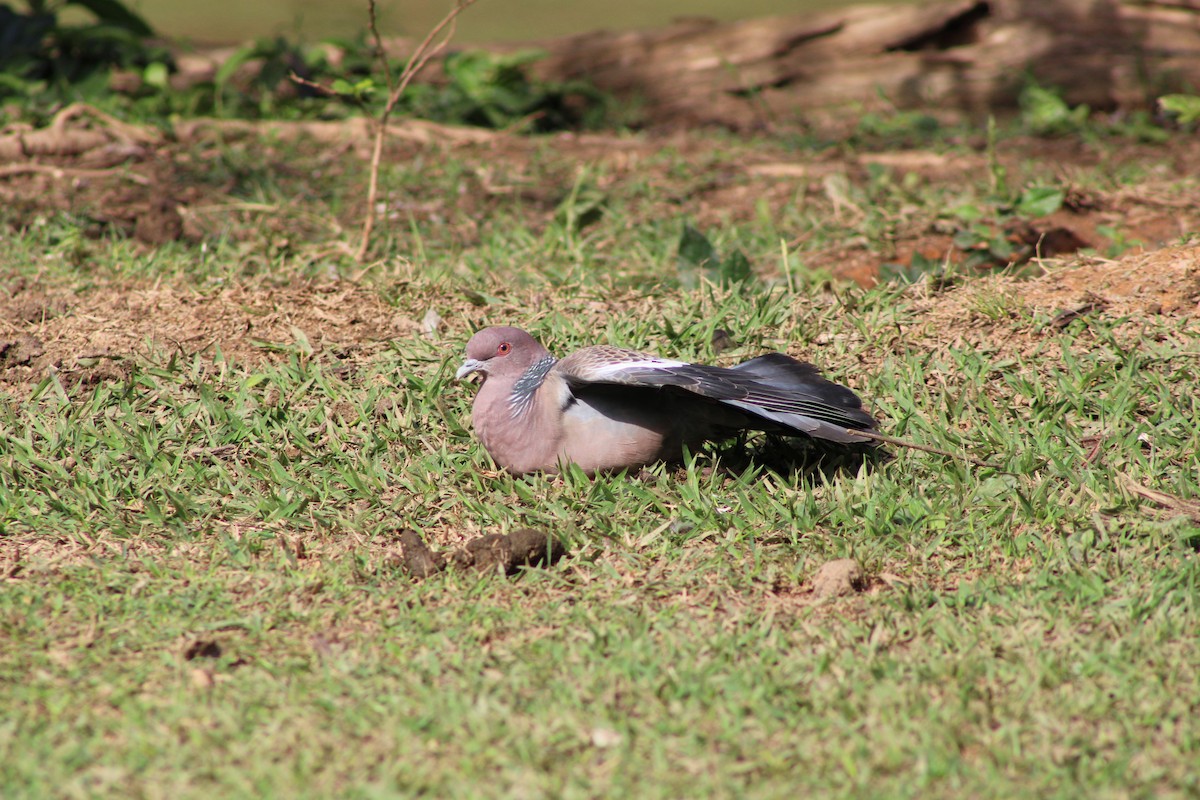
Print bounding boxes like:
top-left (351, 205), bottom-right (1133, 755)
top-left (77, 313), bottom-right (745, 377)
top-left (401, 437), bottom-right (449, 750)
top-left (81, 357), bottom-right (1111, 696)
top-left (455, 326), bottom-right (878, 475)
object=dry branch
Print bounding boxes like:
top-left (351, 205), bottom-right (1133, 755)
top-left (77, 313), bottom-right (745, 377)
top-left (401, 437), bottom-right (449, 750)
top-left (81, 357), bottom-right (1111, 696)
top-left (1118, 475), bottom-right (1200, 522)
top-left (154, 0), bottom-right (1200, 132)
top-left (0, 103), bottom-right (159, 163)
top-left (357, 0), bottom-right (478, 262)
top-left (171, 117), bottom-right (496, 147)
top-left (372, 0), bottom-right (1200, 128)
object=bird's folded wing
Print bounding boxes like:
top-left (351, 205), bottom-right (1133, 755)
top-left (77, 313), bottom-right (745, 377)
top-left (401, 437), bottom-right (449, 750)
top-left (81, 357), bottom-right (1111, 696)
top-left (554, 346), bottom-right (876, 433)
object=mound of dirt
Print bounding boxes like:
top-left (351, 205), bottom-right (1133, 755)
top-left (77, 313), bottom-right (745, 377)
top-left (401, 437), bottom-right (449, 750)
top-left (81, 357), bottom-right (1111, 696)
top-left (884, 243), bottom-right (1200, 374)
top-left (2, 242), bottom-right (1196, 399)
top-left (1012, 245), bottom-right (1200, 318)
top-left (0, 280), bottom-right (418, 397)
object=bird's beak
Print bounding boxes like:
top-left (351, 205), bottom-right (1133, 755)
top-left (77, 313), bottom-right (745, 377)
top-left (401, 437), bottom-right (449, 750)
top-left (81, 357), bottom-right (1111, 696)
top-left (455, 358), bottom-right (485, 381)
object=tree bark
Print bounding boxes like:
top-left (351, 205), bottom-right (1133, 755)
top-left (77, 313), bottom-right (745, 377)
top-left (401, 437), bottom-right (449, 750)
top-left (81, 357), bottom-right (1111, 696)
top-left (170, 0), bottom-right (1200, 129)
top-left (478, 0), bottom-right (1200, 128)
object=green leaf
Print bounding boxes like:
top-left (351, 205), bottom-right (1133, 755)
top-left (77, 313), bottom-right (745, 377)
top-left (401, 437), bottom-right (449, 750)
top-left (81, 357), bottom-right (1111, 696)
top-left (1016, 186), bottom-right (1065, 218)
top-left (1159, 94), bottom-right (1200, 125)
top-left (0, 72), bottom-right (37, 94)
top-left (1019, 84), bottom-right (1089, 135)
top-left (214, 42), bottom-right (258, 90)
top-left (678, 224), bottom-right (718, 269)
top-left (953, 228), bottom-right (986, 250)
top-left (949, 203), bottom-right (983, 222)
top-left (288, 326), bottom-right (313, 356)
top-left (677, 224), bottom-right (718, 288)
top-left (460, 289), bottom-right (500, 307)
top-left (677, 224), bottom-right (753, 287)
top-left (142, 61), bottom-right (168, 89)
top-left (718, 250), bottom-right (752, 285)
top-left (68, 0), bottom-right (154, 36)
top-left (879, 251), bottom-right (944, 284)
top-left (988, 235), bottom-right (1014, 262)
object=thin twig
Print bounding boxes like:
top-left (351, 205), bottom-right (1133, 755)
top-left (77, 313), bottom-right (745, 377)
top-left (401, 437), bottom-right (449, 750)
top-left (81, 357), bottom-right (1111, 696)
top-left (367, 0), bottom-right (395, 93)
top-left (288, 72), bottom-right (340, 97)
top-left (1118, 474), bottom-right (1200, 522)
top-left (50, 102), bottom-right (160, 145)
top-left (0, 164), bottom-right (152, 185)
top-left (357, 0), bottom-right (478, 263)
top-left (846, 428), bottom-right (1003, 470)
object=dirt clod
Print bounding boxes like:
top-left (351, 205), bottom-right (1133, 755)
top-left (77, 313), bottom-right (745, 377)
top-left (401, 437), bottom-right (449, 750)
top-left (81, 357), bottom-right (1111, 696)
top-left (467, 527), bottom-right (568, 574)
top-left (133, 193), bottom-right (184, 245)
top-left (398, 529), bottom-right (447, 579)
top-left (5, 295), bottom-right (70, 325)
top-left (373, 397), bottom-right (398, 418)
top-left (330, 401), bottom-right (357, 422)
top-left (811, 559), bottom-right (866, 599)
top-left (0, 336), bottom-right (44, 368)
top-left (397, 527), bottom-right (567, 579)
top-left (184, 639), bottom-right (222, 660)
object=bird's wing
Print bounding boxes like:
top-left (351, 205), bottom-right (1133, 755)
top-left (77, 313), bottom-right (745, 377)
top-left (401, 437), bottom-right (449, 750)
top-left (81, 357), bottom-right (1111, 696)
top-left (554, 346), bottom-right (876, 444)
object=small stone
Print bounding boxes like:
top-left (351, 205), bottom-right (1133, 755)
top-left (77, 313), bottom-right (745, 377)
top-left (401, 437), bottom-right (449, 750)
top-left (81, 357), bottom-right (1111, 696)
top-left (420, 308), bottom-right (443, 338)
top-left (190, 668), bottom-right (215, 689)
top-left (590, 727), bottom-right (622, 748)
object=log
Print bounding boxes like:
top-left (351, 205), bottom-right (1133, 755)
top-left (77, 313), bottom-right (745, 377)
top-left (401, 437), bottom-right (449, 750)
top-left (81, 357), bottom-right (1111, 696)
top-left (166, 0), bottom-right (1200, 129)
top-left (459, 0), bottom-right (1200, 127)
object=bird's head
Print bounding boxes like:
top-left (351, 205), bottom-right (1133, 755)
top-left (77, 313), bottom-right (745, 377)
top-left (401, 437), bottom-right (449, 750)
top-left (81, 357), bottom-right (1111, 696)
top-left (456, 326), bottom-right (550, 384)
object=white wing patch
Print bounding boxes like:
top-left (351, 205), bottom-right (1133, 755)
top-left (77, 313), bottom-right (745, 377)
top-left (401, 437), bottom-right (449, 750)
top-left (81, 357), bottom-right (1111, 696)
top-left (586, 357), bottom-right (687, 378)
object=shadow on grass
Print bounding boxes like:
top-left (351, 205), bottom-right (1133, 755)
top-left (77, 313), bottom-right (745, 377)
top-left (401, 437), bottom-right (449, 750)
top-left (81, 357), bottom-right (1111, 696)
top-left (709, 434), bottom-right (889, 484)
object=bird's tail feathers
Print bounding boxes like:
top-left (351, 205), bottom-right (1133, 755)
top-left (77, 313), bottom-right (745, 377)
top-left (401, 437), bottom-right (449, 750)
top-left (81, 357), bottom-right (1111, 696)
top-left (723, 401), bottom-right (878, 445)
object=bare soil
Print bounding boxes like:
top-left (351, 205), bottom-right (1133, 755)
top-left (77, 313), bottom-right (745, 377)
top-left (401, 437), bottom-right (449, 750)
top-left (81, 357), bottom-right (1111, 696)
top-left (2, 114), bottom-right (1199, 400)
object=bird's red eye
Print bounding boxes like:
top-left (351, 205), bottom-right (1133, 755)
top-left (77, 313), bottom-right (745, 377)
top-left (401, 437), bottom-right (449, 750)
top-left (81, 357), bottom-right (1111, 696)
top-left (497, 342), bottom-right (511, 355)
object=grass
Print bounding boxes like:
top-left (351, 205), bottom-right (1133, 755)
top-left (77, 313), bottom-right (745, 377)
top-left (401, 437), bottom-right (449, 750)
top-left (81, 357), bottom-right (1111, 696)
top-left (2, 120), bottom-right (1200, 798)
